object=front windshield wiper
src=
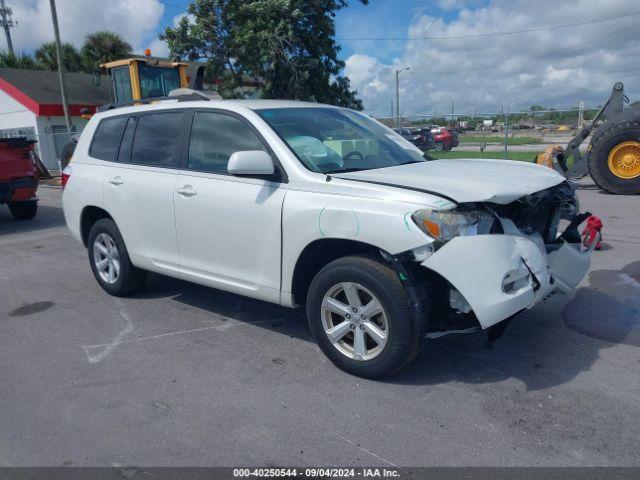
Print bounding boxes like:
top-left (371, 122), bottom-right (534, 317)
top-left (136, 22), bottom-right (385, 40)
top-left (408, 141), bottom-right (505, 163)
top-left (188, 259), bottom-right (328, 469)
top-left (323, 167), bottom-right (370, 174)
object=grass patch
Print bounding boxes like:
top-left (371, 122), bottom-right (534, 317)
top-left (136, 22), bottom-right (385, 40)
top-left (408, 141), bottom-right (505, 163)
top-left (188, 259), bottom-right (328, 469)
top-left (459, 135), bottom-right (541, 145)
top-left (428, 150), bottom-right (539, 162)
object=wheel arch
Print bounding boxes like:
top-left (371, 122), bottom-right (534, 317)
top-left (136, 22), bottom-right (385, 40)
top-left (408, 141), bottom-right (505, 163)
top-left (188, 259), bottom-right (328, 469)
top-left (80, 205), bottom-right (113, 247)
top-left (290, 238), bottom-right (384, 307)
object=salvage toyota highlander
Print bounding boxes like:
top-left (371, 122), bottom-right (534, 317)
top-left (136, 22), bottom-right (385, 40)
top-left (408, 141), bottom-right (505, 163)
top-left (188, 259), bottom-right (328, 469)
top-left (62, 100), bottom-right (594, 378)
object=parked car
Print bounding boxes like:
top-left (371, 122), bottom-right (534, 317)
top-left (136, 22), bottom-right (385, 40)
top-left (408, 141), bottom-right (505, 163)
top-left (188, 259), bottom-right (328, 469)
top-left (0, 137), bottom-right (39, 220)
top-left (411, 128), bottom-right (436, 150)
top-left (431, 127), bottom-right (457, 151)
top-left (62, 100), bottom-right (592, 379)
top-left (393, 127), bottom-right (434, 151)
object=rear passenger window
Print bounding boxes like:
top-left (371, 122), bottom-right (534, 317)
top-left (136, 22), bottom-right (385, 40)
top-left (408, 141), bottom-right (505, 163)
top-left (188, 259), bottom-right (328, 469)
top-left (188, 112), bottom-right (267, 174)
top-left (89, 116), bottom-right (127, 161)
top-left (131, 112), bottom-right (183, 167)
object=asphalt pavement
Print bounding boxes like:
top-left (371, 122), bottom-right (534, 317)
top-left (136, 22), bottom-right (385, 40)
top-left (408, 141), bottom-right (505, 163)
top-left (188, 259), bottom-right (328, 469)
top-left (1, 183), bottom-right (639, 467)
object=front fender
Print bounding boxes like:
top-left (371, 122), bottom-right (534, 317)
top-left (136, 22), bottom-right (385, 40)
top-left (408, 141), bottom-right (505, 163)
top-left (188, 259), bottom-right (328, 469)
top-left (281, 190), bottom-right (436, 296)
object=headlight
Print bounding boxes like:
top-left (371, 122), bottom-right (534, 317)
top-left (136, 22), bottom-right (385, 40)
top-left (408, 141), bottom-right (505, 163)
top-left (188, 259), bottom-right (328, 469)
top-left (412, 209), bottom-right (494, 243)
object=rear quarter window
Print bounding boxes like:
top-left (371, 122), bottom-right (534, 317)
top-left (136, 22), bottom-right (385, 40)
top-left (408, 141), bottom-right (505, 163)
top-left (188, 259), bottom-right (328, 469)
top-left (89, 116), bottom-right (128, 161)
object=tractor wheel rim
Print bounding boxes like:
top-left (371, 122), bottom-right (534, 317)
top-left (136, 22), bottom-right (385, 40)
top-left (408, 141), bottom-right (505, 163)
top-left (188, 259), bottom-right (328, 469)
top-left (321, 282), bottom-right (388, 361)
top-left (608, 140), bottom-right (640, 179)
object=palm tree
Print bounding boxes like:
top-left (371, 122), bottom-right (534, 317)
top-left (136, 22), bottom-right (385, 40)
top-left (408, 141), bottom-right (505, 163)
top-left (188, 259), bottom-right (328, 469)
top-left (0, 51), bottom-right (40, 70)
top-left (81, 31), bottom-right (132, 72)
top-left (35, 42), bottom-right (83, 72)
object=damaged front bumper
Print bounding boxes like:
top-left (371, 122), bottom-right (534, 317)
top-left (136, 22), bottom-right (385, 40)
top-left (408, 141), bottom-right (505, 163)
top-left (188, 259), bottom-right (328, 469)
top-left (421, 234), bottom-right (591, 329)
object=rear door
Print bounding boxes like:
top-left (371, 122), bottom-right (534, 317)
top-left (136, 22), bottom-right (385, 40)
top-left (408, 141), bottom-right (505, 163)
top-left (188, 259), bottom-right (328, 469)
top-left (174, 110), bottom-right (286, 302)
top-left (101, 110), bottom-right (185, 274)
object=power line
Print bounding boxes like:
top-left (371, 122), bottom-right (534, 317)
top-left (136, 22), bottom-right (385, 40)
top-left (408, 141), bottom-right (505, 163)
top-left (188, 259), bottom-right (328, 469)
top-left (336, 11), bottom-right (640, 41)
top-left (157, 0), bottom-right (187, 10)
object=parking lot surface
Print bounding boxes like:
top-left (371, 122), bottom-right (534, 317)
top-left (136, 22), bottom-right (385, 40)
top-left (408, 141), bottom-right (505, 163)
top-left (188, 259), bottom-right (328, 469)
top-left (1, 183), bottom-right (639, 467)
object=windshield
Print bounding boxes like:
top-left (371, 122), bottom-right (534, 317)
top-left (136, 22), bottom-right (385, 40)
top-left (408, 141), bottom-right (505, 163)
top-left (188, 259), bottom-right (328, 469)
top-left (256, 107), bottom-right (426, 174)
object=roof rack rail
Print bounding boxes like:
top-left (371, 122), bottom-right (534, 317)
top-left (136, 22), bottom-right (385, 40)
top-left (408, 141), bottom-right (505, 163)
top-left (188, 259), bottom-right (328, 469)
top-left (96, 91), bottom-right (214, 112)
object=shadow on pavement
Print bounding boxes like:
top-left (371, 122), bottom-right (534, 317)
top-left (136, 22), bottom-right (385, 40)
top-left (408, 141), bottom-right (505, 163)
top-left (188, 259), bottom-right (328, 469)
top-left (393, 260), bottom-right (639, 390)
top-left (0, 204), bottom-right (65, 235)
top-left (135, 273), bottom-right (312, 341)
top-left (131, 260), bottom-right (639, 391)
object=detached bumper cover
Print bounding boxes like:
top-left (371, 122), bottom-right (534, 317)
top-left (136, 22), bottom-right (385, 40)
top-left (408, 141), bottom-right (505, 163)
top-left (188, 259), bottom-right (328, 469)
top-left (421, 235), bottom-right (590, 329)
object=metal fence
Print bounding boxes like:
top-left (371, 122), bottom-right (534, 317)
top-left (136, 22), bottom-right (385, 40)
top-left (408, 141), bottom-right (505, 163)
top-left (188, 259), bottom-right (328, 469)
top-left (372, 106), bottom-right (596, 160)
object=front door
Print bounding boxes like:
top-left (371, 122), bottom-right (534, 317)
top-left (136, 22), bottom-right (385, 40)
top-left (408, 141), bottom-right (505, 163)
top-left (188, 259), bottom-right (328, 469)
top-left (174, 111), bottom-right (286, 302)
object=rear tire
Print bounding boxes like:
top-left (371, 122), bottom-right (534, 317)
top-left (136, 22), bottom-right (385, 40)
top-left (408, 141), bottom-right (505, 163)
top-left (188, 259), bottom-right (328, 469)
top-left (588, 121), bottom-right (640, 194)
top-left (306, 255), bottom-right (421, 379)
top-left (87, 218), bottom-right (147, 296)
top-left (8, 200), bottom-right (37, 220)
top-left (434, 142), bottom-right (444, 151)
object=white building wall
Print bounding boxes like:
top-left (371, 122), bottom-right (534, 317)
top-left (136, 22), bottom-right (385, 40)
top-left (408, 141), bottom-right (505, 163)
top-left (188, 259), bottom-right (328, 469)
top-left (0, 90), bottom-right (38, 136)
top-left (0, 90), bottom-right (91, 170)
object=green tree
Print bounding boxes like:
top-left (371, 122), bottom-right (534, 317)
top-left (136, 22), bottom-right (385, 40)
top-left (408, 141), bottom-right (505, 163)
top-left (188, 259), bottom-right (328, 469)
top-left (35, 42), bottom-right (83, 72)
top-left (160, 0), bottom-right (366, 108)
top-left (0, 51), bottom-right (40, 69)
top-left (81, 31), bottom-right (132, 72)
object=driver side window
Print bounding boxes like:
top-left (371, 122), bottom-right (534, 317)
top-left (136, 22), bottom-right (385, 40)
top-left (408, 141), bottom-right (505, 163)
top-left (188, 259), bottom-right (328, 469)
top-left (188, 112), bottom-right (268, 174)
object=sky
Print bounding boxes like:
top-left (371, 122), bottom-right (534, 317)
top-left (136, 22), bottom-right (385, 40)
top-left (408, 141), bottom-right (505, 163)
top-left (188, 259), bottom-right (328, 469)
top-left (5, 0), bottom-right (640, 115)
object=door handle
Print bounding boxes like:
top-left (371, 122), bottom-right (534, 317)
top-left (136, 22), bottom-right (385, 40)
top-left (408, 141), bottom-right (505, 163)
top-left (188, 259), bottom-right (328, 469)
top-left (108, 176), bottom-right (124, 186)
top-left (176, 185), bottom-right (197, 197)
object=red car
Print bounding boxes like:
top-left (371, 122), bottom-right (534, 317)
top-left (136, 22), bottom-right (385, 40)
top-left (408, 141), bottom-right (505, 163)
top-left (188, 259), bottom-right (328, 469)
top-left (431, 127), bottom-right (459, 151)
top-left (0, 138), bottom-right (39, 220)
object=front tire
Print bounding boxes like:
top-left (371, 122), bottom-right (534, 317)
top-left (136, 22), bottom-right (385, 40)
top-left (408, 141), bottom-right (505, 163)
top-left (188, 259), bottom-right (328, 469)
top-left (9, 200), bottom-right (37, 220)
top-left (306, 255), bottom-right (421, 378)
top-left (87, 218), bottom-right (146, 296)
top-left (434, 142), bottom-right (444, 151)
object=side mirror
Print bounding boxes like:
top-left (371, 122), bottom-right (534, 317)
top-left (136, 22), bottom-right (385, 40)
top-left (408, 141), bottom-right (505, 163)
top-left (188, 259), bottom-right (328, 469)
top-left (227, 150), bottom-right (275, 176)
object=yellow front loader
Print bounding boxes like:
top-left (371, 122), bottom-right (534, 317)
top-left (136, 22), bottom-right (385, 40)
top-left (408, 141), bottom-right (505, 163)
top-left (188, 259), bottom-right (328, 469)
top-left (536, 83), bottom-right (640, 195)
top-left (100, 50), bottom-right (205, 107)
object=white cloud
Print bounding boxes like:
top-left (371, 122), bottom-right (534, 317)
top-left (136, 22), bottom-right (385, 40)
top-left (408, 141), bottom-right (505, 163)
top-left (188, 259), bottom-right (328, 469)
top-left (147, 38), bottom-right (169, 58)
top-left (346, 0), bottom-right (640, 115)
top-left (5, 0), bottom-right (165, 54)
top-left (345, 54), bottom-right (380, 89)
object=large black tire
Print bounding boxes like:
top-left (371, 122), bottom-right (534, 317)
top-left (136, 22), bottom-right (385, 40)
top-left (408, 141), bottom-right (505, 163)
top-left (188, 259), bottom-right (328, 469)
top-left (87, 218), bottom-right (147, 296)
top-left (306, 255), bottom-right (421, 379)
top-left (8, 200), bottom-right (37, 220)
top-left (434, 141), bottom-right (444, 151)
top-left (588, 121), bottom-right (640, 195)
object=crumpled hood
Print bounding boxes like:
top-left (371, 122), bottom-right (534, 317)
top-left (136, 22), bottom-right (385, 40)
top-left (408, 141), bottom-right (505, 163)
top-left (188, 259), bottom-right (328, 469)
top-left (335, 158), bottom-right (566, 205)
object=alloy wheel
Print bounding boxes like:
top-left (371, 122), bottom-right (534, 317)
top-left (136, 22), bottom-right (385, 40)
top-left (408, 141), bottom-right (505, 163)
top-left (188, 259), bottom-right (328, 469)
top-left (93, 233), bottom-right (120, 284)
top-left (321, 282), bottom-right (389, 361)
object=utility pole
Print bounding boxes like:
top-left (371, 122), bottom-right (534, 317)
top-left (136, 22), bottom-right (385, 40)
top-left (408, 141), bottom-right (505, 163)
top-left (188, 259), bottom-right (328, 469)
top-left (0, 0), bottom-right (16, 55)
top-left (395, 67), bottom-right (409, 127)
top-left (578, 100), bottom-right (584, 128)
top-left (49, 0), bottom-right (72, 133)
top-left (504, 106), bottom-right (510, 161)
top-left (451, 100), bottom-right (454, 126)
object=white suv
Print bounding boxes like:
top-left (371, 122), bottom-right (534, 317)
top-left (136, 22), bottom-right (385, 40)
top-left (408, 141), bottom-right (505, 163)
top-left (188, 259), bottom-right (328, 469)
top-left (62, 99), bottom-right (593, 378)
